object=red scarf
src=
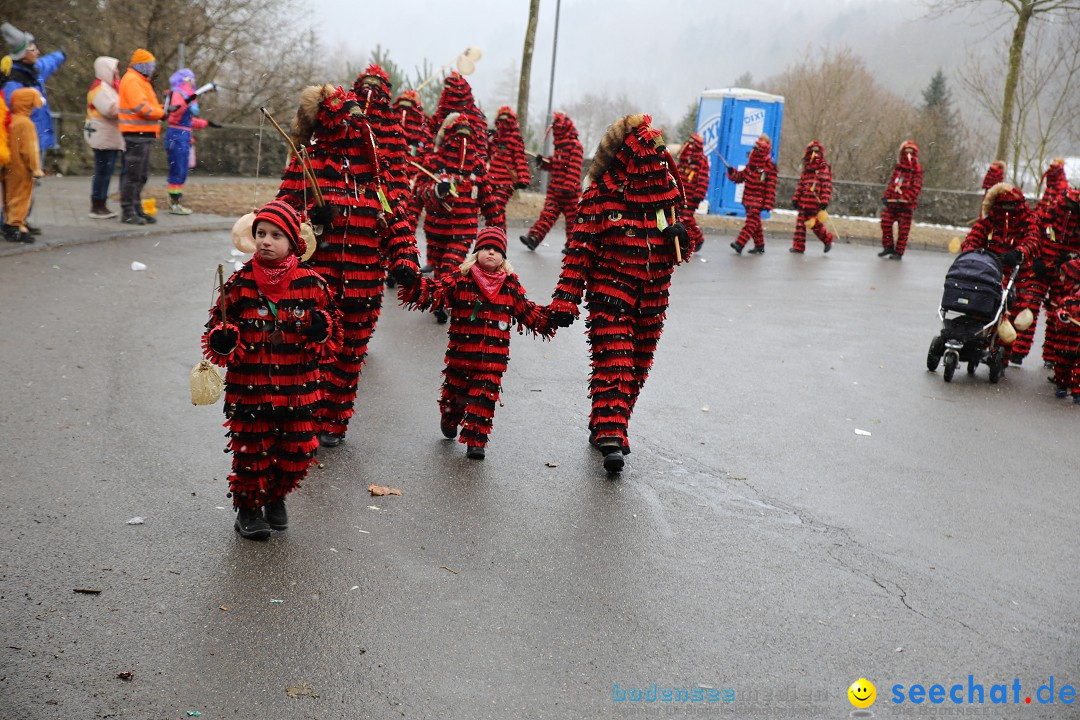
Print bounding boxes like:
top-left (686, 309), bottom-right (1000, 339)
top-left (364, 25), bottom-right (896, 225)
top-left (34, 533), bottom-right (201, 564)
top-left (470, 264), bottom-right (507, 302)
top-left (251, 253), bottom-right (299, 303)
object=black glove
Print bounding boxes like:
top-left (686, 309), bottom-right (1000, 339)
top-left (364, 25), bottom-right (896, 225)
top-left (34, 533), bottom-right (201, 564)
top-left (1000, 248), bottom-right (1023, 268)
top-left (309, 204), bottom-right (335, 227)
top-left (551, 311), bottom-right (576, 328)
top-left (1033, 256), bottom-right (1050, 278)
top-left (514, 181), bottom-right (530, 190)
top-left (208, 326), bottom-right (239, 354)
top-left (664, 221), bottom-right (691, 254)
top-left (819, 203), bottom-right (828, 211)
top-left (185, 93), bottom-right (198, 104)
top-left (392, 265), bottom-right (418, 287)
top-left (301, 311), bottom-right (329, 341)
top-left (435, 181), bottom-right (452, 199)
top-left (207, 120), bottom-right (223, 129)
top-left (533, 155), bottom-right (547, 169)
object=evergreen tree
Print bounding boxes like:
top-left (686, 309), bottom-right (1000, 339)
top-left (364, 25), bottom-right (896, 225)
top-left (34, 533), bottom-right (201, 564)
top-left (916, 70), bottom-right (976, 189)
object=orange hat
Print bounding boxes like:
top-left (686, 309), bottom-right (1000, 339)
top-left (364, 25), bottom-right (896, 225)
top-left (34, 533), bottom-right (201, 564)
top-left (130, 48), bottom-right (155, 64)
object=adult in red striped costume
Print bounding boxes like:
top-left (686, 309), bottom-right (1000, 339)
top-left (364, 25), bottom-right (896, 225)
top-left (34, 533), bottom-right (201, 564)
top-left (1037, 158), bottom-right (1068, 216)
top-left (398, 227), bottom-right (554, 459)
top-left (276, 84), bottom-right (420, 447)
top-left (727, 134), bottom-right (777, 254)
top-left (427, 72), bottom-right (488, 164)
top-left (414, 112), bottom-right (489, 322)
top-left (1049, 260), bottom-right (1080, 401)
top-left (961, 183), bottom-right (1040, 367)
top-left (393, 89), bottom-right (432, 234)
top-left (482, 106), bottom-right (531, 231)
top-left (1036, 189), bottom-right (1080, 371)
top-left (790, 140), bottom-right (834, 253)
top-left (675, 133), bottom-right (709, 252)
top-left (203, 200), bottom-right (343, 539)
top-left (520, 111), bottom-right (583, 252)
top-left (548, 114), bottom-right (692, 473)
top-left (879, 140), bottom-right (922, 260)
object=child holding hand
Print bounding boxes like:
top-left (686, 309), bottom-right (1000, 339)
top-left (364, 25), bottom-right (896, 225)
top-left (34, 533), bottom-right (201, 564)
top-left (203, 200), bottom-right (341, 539)
top-left (399, 227), bottom-right (554, 459)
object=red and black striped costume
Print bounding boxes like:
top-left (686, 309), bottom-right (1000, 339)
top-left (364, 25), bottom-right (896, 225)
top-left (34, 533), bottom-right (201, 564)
top-left (414, 113), bottom-right (489, 278)
top-left (203, 263), bottom-right (342, 510)
top-left (675, 133), bottom-right (710, 252)
top-left (353, 65), bottom-right (413, 237)
top-left (277, 85), bottom-right (420, 439)
top-left (427, 73), bottom-right (489, 164)
top-left (981, 161), bottom-right (1005, 193)
top-left (523, 112), bottom-right (583, 248)
top-left (1049, 262), bottom-right (1080, 395)
top-left (549, 115), bottom-right (690, 454)
top-left (1036, 190), bottom-right (1080, 368)
top-left (398, 244), bottom-right (553, 450)
top-left (393, 89), bottom-right (432, 233)
top-left (482, 106), bottom-right (531, 231)
top-left (727, 134), bottom-right (777, 251)
top-left (962, 184), bottom-right (1040, 364)
top-left (880, 141), bottom-right (922, 257)
top-left (1036, 159), bottom-right (1068, 217)
top-left (791, 140), bottom-right (834, 252)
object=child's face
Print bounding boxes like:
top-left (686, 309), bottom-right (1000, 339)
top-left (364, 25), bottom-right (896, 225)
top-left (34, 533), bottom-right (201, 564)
top-left (476, 247), bottom-right (504, 272)
top-left (254, 220), bottom-right (292, 261)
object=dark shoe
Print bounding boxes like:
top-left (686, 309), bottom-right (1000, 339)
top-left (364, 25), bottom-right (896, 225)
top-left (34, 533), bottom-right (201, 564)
top-left (318, 431), bottom-right (345, 447)
top-left (888, 251), bottom-right (903, 260)
top-left (730, 241), bottom-right (743, 254)
top-left (1009, 354), bottom-right (1024, 367)
top-left (1044, 360), bottom-right (1055, 369)
top-left (747, 246), bottom-right (765, 254)
top-left (466, 445), bottom-right (485, 460)
top-left (878, 247), bottom-right (895, 257)
top-left (440, 419), bottom-right (458, 439)
top-left (520, 234), bottom-right (539, 251)
top-left (9, 230), bottom-right (34, 244)
top-left (602, 449), bottom-right (625, 473)
top-left (264, 499), bottom-right (288, 530)
top-left (122, 214), bottom-right (147, 225)
top-left (89, 201), bottom-right (116, 219)
top-left (138, 212), bottom-right (157, 224)
top-left (24, 222), bottom-right (42, 235)
top-left (1074, 394), bottom-right (1080, 405)
top-left (789, 247), bottom-right (804, 253)
top-left (433, 308), bottom-right (448, 324)
top-left (2, 223), bottom-right (17, 240)
top-left (234, 506), bottom-right (271, 540)
top-left (1055, 386), bottom-right (1069, 398)
top-left (823, 242), bottom-right (833, 253)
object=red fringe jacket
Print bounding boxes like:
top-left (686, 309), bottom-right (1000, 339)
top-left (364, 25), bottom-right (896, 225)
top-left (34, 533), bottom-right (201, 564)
top-left (793, 141), bottom-right (832, 211)
top-left (676, 134), bottom-right (710, 211)
top-left (541, 112), bottom-right (584, 198)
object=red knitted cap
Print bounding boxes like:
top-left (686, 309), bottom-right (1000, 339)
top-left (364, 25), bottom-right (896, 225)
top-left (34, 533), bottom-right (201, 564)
top-left (474, 226), bottom-right (507, 256)
top-left (253, 200), bottom-right (305, 257)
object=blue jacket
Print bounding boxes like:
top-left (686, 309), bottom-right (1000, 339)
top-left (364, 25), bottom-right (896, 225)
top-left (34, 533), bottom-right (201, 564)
top-left (3, 51), bottom-right (67, 151)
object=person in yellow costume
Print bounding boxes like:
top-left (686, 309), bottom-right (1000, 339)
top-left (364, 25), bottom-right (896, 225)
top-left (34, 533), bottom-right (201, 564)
top-left (3, 88), bottom-right (44, 244)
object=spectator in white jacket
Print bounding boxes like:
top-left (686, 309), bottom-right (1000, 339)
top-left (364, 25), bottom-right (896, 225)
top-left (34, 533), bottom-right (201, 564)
top-left (84, 56), bottom-right (125, 219)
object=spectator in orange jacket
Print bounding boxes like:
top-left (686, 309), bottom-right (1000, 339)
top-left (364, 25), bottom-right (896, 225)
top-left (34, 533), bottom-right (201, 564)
top-left (117, 48), bottom-right (164, 225)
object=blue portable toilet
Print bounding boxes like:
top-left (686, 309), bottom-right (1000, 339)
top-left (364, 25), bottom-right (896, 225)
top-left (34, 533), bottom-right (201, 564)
top-left (695, 88), bottom-right (784, 218)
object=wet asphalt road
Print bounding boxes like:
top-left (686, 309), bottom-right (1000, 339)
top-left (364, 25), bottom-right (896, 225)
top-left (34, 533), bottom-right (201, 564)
top-left (1, 228), bottom-right (1077, 720)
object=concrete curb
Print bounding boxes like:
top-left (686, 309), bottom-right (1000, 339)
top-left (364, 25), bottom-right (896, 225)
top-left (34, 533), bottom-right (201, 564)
top-left (0, 218), bottom-right (234, 258)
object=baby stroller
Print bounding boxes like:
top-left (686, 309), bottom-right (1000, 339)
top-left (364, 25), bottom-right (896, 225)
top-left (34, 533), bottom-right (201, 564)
top-left (926, 249), bottom-right (1017, 383)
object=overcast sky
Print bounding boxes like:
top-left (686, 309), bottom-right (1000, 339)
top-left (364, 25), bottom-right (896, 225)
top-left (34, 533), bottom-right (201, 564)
top-left (311, 0), bottom-right (1007, 127)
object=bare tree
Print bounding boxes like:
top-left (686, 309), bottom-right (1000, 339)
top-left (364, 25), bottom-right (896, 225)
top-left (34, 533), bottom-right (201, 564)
top-left (518, 0), bottom-right (541, 133)
top-left (929, 0), bottom-right (1080, 162)
top-left (763, 48), bottom-right (919, 183)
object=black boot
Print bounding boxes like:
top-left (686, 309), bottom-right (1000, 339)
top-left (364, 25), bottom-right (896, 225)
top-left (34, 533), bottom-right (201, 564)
top-left (264, 499), bottom-right (288, 530)
top-left (466, 445), bottom-right (485, 460)
top-left (234, 506), bottom-right (271, 540)
top-left (440, 419), bottom-right (458, 439)
top-left (747, 245), bottom-right (765, 254)
top-left (877, 247), bottom-right (895, 257)
top-left (597, 437), bottom-right (625, 473)
top-left (730, 241), bottom-right (743, 255)
top-left (520, 234), bottom-right (539, 251)
top-left (433, 308), bottom-right (448, 324)
top-left (318, 431), bottom-right (345, 447)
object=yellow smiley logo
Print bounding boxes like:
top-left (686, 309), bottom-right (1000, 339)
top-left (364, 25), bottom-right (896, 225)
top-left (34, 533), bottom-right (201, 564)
top-left (848, 678), bottom-right (876, 709)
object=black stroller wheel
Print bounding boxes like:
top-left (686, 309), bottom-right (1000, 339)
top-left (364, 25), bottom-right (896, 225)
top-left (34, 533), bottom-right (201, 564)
top-left (927, 335), bottom-right (945, 372)
top-left (989, 348), bottom-right (1005, 384)
top-left (943, 353), bottom-right (958, 382)
top-left (967, 359), bottom-right (978, 375)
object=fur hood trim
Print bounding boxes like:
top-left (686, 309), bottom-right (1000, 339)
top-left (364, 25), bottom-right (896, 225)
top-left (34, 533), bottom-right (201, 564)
top-left (587, 114), bottom-right (650, 183)
top-left (291, 84), bottom-right (337, 148)
top-left (982, 182), bottom-right (1024, 218)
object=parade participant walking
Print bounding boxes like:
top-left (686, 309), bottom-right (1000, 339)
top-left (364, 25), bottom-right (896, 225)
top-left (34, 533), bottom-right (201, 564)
top-left (414, 112), bottom-right (489, 318)
top-left (427, 73), bottom-right (489, 163)
top-left (790, 140), bottom-right (834, 253)
top-left (482, 106), bottom-right (531, 231)
top-left (548, 114), bottom-right (692, 473)
top-left (727, 134), bottom-right (777, 255)
top-left (1048, 260), bottom-right (1080, 401)
top-left (675, 132), bottom-right (709, 252)
top-left (878, 140), bottom-right (922, 260)
top-left (520, 111), bottom-right (583, 252)
top-left (164, 69), bottom-right (219, 215)
top-left (118, 49), bottom-right (165, 225)
top-left (393, 88), bottom-right (431, 234)
top-left (84, 57), bottom-right (124, 219)
top-left (979, 161), bottom-right (1005, 216)
top-left (3, 88), bottom-right (44, 243)
top-left (202, 200), bottom-right (341, 540)
top-left (1036, 158), bottom-right (1068, 215)
top-left (276, 84), bottom-right (420, 448)
top-left (1035, 188), bottom-right (1080, 371)
top-left (398, 227), bottom-right (554, 460)
top-left (352, 65), bottom-right (411, 233)
top-left (961, 183), bottom-right (1040, 367)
